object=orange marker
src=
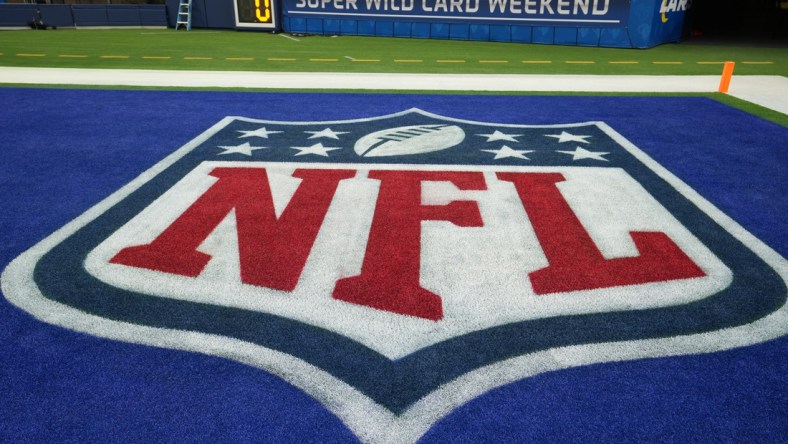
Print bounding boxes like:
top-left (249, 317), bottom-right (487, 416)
top-left (718, 61), bottom-right (735, 93)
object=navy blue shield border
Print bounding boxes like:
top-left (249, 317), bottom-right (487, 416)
top-left (2, 108), bottom-right (786, 442)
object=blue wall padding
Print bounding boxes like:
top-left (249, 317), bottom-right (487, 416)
top-left (577, 27), bottom-right (602, 46)
top-left (139, 6), bottom-right (167, 27)
top-left (376, 21), bottom-right (394, 37)
top-left (203, 0), bottom-right (234, 29)
top-left (554, 27), bottom-right (578, 45)
top-left (357, 20), bottom-right (375, 35)
top-left (72, 5), bottom-right (108, 27)
top-left (324, 19), bottom-right (340, 34)
top-left (430, 23), bottom-right (449, 39)
top-left (289, 17), bottom-right (305, 32)
top-left (599, 27), bottom-right (632, 47)
top-left (0, 4), bottom-right (167, 28)
top-left (411, 22), bottom-right (430, 38)
top-left (340, 19), bottom-right (357, 34)
top-left (165, 0), bottom-right (177, 27)
top-left (39, 5), bottom-right (75, 28)
top-left (449, 24), bottom-right (469, 40)
top-left (469, 24), bottom-right (489, 41)
top-left (107, 5), bottom-right (141, 27)
top-left (627, 0), bottom-right (687, 48)
top-left (393, 21), bottom-right (411, 37)
top-left (489, 25), bottom-right (510, 42)
top-left (306, 18), bottom-right (322, 33)
top-left (187, 0), bottom-right (209, 29)
top-left (0, 4), bottom-right (36, 26)
top-left (511, 26), bottom-right (532, 43)
top-left (532, 27), bottom-right (554, 44)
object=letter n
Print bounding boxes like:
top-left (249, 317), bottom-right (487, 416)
top-left (110, 167), bottom-right (354, 291)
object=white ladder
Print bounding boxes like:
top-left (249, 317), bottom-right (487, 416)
top-left (176, 0), bottom-right (192, 31)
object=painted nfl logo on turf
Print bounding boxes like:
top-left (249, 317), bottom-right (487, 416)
top-left (3, 109), bottom-right (786, 443)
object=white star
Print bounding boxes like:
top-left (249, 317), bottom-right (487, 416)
top-left (545, 131), bottom-right (592, 144)
top-left (237, 127), bottom-right (283, 138)
top-left (290, 143), bottom-right (341, 157)
top-left (477, 130), bottom-right (522, 143)
top-left (217, 142), bottom-right (267, 156)
top-left (305, 128), bottom-right (349, 139)
top-left (557, 146), bottom-right (609, 161)
top-left (481, 145), bottom-right (535, 160)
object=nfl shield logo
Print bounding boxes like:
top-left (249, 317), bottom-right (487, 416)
top-left (3, 109), bottom-right (786, 442)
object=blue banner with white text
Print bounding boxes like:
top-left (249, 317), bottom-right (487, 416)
top-left (284, 0), bottom-right (630, 27)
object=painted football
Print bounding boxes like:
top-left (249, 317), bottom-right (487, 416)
top-left (354, 124), bottom-right (465, 157)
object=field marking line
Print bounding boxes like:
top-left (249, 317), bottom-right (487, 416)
top-left (58, 55), bottom-right (89, 59)
top-left (1, 67), bottom-right (785, 115)
top-left (184, 57), bottom-right (213, 60)
top-left (100, 55), bottom-right (130, 59)
top-left (16, 53), bottom-right (46, 57)
top-left (279, 33), bottom-right (301, 42)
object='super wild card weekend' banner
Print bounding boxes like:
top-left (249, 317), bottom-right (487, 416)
top-left (1, 90), bottom-right (785, 442)
top-left (226, 0), bottom-right (693, 46)
top-left (284, 0), bottom-right (630, 26)
top-left (278, 0), bottom-right (693, 47)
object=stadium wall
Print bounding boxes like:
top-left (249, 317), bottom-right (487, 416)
top-left (0, 0), bottom-right (687, 48)
top-left (280, 0), bottom-right (691, 48)
top-left (0, 3), bottom-right (166, 28)
top-left (162, 0), bottom-right (689, 48)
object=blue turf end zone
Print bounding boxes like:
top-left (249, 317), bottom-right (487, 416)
top-left (0, 88), bottom-right (785, 442)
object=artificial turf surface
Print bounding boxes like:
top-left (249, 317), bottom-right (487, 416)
top-left (0, 28), bottom-right (787, 75)
top-left (1, 88), bottom-right (786, 442)
top-left (0, 24), bottom-right (786, 443)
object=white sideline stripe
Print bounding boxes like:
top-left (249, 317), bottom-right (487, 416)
top-left (0, 67), bottom-right (786, 115)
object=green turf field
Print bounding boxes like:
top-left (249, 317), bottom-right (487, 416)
top-left (1, 28), bottom-right (786, 126)
top-left (0, 28), bottom-right (786, 75)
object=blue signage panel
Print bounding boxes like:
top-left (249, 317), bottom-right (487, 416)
top-left (283, 0), bottom-right (630, 27)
